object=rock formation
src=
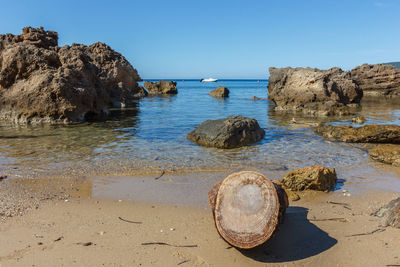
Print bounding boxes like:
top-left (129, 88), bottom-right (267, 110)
top-left (369, 144), bottom-right (400, 166)
top-left (0, 27), bottom-right (144, 123)
top-left (209, 86), bottom-right (229, 98)
top-left (187, 115), bottom-right (265, 149)
top-left (374, 197), bottom-right (400, 228)
top-left (350, 64), bottom-right (400, 96)
top-left (314, 124), bottom-right (400, 143)
top-left (281, 165), bottom-right (337, 191)
top-left (267, 67), bottom-right (363, 115)
top-left (143, 80), bottom-right (177, 95)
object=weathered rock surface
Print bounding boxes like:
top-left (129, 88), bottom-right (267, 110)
top-left (0, 27), bottom-right (143, 123)
top-left (350, 64), bottom-right (400, 96)
top-left (369, 144), bottom-right (400, 166)
top-left (187, 115), bottom-right (265, 149)
top-left (267, 67), bottom-right (362, 115)
top-left (209, 86), bottom-right (229, 98)
top-left (315, 124), bottom-right (400, 143)
top-left (143, 80), bottom-right (177, 95)
top-left (281, 165), bottom-right (337, 191)
top-left (373, 197), bottom-right (400, 228)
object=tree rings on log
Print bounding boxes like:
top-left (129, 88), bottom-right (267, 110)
top-left (210, 171), bottom-right (285, 249)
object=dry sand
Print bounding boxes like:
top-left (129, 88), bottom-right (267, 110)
top-left (1, 173), bottom-right (400, 266)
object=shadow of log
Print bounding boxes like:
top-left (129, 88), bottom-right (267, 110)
top-left (238, 206), bottom-right (337, 262)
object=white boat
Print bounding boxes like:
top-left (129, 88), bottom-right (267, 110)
top-left (200, 78), bottom-right (218, 82)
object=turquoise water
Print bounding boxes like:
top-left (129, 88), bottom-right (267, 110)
top-left (0, 80), bottom-right (400, 185)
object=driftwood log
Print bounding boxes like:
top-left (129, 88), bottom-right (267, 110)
top-left (208, 171), bottom-right (288, 249)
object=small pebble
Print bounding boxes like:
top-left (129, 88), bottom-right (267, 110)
top-left (160, 229), bottom-right (163, 233)
top-left (342, 189), bottom-right (348, 193)
top-left (170, 228), bottom-right (175, 231)
top-left (64, 199), bottom-right (69, 202)
top-left (118, 200), bottom-right (122, 202)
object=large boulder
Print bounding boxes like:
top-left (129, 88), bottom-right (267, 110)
top-left (0, 27), bottom-right (144, 124)
top-left (373, 198), bottom-right (400, 228)
top-left (187, 115), bottom-right (265, 149)
top-left (267, 67), bottom-right (362, 115)
top-left (281, 165), bottom-right (337, 191)
top-left (350, 64), bottom-right (400, 96)
top-left (369, 144), bottom-right (400, 166)
top-left (209, 86), bottom-right (229, 98)
top-left (143, 80), bottom-right (177, 95)
top-left (315, 124), bottom-right (400, 143)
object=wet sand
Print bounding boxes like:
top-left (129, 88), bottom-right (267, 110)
top-left (1, 172), bottom-right (400, 266)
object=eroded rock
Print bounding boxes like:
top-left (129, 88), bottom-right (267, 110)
top-left (281, 165), bottom-right (337, 191)
top-left (0, 27), bottom-right (143, 124)
top-left (369, 144), bottom-right (400, 166)
top-left (187, 115), bottom-right (265, 148)
top-left (267, 67), bottom-right (362, 115)
top-left (351, 64), bottom-right (400, 96)
top-left (373, 197), bottom-right (400, 228)
top-left (315, 124), bottom-right (400, 143)
top-left (209, 86), bottom-right (229, 98)
top-left (143, 80), bottom-right (177, 95)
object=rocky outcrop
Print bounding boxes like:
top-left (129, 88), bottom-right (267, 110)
top-left (267, 67), bottom-right (362, 115)
top-left (0, 27), bottom-right (144, 124)
top-left (315, 124), bottom-right (400, 143)
top-left (281, 165), bottom-right (337, 191)
top-left (350, 64), bottom-right (400, 96)
top-left (187, 115), bottom-right (265, 149)
top-left (143, 81), bottom-right (177, 95)
top-left (373, 197), bottom-right (400, 228)
top-left (369, 144), bottom-right (400, 166)
top-left (209, 86), bottom-right (229, 98)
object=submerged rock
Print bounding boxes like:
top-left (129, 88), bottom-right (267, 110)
top-left (143, 80), bottom-right (177, 95)
top-left (187, 115), bottom-right (265, 149)
top-left (350, 64), bottom-right (400, 96)
top-left (315, 124), bottom-right (400, 143)
top-left (281, 165), bottom-right (337, 191)
top-left (0, 27), bottom-right (143, 124)
top-left (209, 86), bottom-right (229, 98)
top-left (373, 197), bottom-right (400, 228)
top-left (267, 67), bottom-right (362, 115)
top-left (369, 144), bottom-right (400, 166)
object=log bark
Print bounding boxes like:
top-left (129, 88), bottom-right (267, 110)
top-left (208, 171), bottom-right (288, 249)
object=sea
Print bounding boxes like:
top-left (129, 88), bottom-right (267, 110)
top-left (1, 79), bottom-right (400, 198)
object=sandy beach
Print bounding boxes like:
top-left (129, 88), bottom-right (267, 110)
top-left (1, 172), bottom-right (400, 267)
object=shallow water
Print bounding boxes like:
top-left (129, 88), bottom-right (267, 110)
top-left (1, 80), bottom-right (400, 192)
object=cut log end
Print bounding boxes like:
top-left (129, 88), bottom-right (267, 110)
top-left (209, 171), bottom-right (286, 249)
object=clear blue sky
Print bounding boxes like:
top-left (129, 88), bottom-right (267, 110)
top-left (1, 0), bottom-right (399, 79)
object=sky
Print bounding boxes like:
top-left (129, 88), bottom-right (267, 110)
top-left (1, 0), bottom-right (400, 79)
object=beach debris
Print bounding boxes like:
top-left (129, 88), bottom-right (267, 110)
top-left (208, 171), bottom-right (288, 249)
top-left (327, 201), bottom-right (351, 210)
top-left (76, 242), bottom-right (94, 246)
top-left (209, 86), bottom-right (229, 98)
top-left (97, 231), bottom-right (105, 235)
top-left (160, 230), bottom-right (163, 233)
top-left (345, 228), bottom-right (386, 237)
top-left (310, 217), bottom-right (348, 222)
top-left (54, 236), bottom-right (63, 242)
top-left (118, 216), bottom-right (142, 224)
top-left (154, 170), bottom-right (165, 180)
top-left (187, 116), bottom-right (265, 149)
top-left (0, 175), bottom-right (7, 181)
top-left (170, 228), bottom-right (175, 231)
top-left (373, 197), bottom-right (400, 228)
top-left (34, 234), bottom-right (44, 238)
top-left (281, 165), bottom-right (337, 191)
top-left (177, 259), bottom-right (190, 265)
top-left (141, 242), bottom-right (197, 248)
top-left (37, 242), bottom-right (43, 246)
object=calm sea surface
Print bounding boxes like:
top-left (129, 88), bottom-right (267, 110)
top-left (1, 80), bottom-right (400, 191)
